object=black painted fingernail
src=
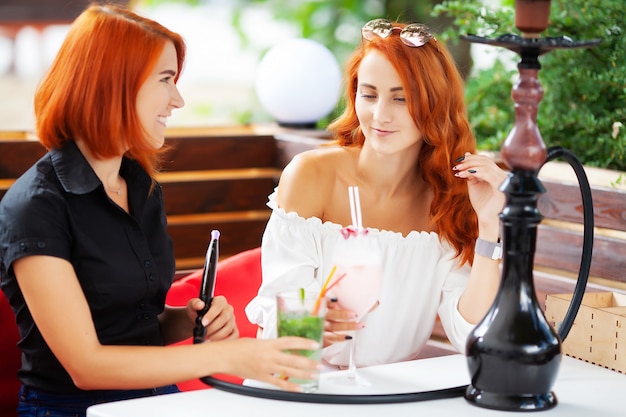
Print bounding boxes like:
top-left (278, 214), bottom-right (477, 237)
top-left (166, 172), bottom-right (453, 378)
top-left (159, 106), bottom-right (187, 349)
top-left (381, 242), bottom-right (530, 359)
top-left (455, 156), bottom-right (465, 163)
top-left (344, 335), bottom-right (353, 340)
top-left (468, 169), bottom-right (477, 174)
top-left (330, 297), bottom-right (338, 302)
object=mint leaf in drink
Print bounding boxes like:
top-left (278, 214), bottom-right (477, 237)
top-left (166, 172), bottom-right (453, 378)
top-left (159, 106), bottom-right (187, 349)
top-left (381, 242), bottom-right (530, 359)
top-left (277, 312), bottom-right (324, 357)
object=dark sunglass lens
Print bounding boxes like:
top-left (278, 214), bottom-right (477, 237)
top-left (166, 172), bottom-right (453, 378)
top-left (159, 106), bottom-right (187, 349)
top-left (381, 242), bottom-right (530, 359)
top-left (362, 19), bottom-right (393, 40)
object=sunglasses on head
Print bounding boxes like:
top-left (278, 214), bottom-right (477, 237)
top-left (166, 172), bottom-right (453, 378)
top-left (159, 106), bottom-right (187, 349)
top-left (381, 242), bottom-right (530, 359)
top-left (361, 19), bottom-right (434, 48)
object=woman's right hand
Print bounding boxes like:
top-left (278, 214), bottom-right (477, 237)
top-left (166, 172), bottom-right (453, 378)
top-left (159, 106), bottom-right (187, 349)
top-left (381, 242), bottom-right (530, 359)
top-left (217, 337), bottom-right (320, 392)
top-left (322, 298), bottom-right (363, 347)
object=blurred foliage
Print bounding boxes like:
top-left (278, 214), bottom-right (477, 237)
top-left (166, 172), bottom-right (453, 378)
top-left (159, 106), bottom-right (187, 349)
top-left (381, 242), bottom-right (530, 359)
top-left (229, 0), bottom-right (462, 65)
top-left (434, 0), bottom-right (626, 171)
top-left (463, 60), bottom-right (515, 150)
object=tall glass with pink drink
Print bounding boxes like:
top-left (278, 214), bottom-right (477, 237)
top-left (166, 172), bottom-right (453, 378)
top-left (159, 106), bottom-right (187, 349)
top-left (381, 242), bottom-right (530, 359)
top-left (327, 226), bottom-right (382, 385)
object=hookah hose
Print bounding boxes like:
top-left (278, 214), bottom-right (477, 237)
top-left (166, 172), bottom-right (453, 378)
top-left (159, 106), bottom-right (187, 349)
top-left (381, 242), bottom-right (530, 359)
top-left (543, 146), bottom-right (594, 340)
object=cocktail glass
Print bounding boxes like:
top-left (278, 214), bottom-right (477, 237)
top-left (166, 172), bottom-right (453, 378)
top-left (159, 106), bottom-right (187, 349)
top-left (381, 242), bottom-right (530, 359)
top-left (326, 227), bottom-right (382, 386)
top-left (276, 290), bottom-right (327, 393)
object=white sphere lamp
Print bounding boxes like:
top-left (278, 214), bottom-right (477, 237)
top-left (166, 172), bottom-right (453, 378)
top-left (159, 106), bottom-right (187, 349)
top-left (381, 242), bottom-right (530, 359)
top-left (255, 38), bottom-right (342, 128)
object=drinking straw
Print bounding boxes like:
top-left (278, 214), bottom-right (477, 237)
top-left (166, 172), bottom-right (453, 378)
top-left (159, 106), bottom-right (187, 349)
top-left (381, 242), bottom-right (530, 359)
top-left (320, 266), bottom-right (337, 295)
top-left (312, 272), bottom-right (348, 315)
top-left (348, 185), bottom-right (363, 230)
top-left (311, 186), bottom-right (363, 316)
top-left (354, 186), bottom-right (363, 229)
top-left (322, 272), bottom-right (347, 294)
top-left (348, 186), bottom-right (357, 228)
top-left (312, 266), bottom-right (336, 315)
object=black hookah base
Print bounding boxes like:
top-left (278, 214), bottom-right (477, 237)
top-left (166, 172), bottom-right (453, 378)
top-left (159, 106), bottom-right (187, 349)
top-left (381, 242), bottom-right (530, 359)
top-left (465, 385), bottom-right (557, 412)
top-left (463, 314), bottom-right (562, 412)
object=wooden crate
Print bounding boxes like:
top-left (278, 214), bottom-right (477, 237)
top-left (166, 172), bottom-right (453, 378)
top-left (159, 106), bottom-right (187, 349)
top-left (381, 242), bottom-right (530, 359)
top-left (545, 292), bottom-right (626, 373)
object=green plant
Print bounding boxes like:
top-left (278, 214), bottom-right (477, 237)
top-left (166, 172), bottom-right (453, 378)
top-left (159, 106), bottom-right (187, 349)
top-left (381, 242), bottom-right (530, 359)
top-left (463, 59), bottom-right (516, 150)
top-left (434, 0), bottom-right (626, 171)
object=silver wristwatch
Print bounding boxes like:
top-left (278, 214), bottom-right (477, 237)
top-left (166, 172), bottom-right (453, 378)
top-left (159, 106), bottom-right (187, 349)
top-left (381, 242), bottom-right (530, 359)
top-left (475, 237), bottom-right (503, 260)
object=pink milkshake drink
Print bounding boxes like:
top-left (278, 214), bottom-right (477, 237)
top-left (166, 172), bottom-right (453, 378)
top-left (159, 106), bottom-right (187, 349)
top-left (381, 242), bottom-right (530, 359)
top-left (330, 228), bottom-right (383, 317)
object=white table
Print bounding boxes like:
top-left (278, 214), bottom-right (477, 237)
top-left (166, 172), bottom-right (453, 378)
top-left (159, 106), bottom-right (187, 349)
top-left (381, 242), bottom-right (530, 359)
top-left (87, 354), bottom-right (626, 416)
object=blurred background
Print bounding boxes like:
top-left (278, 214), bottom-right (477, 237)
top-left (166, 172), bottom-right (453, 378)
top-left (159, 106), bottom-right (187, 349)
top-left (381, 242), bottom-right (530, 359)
top-left (0, 0), bottom-right (506, 130)
top-left (0, 0), bottom-right (623, 170)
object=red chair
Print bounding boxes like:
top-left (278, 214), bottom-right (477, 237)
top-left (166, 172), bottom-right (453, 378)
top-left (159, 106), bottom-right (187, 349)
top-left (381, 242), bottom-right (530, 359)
top-left (0, 290), bottom-right (21, 417)
top-left (165, 247), bottom-right (262, 390)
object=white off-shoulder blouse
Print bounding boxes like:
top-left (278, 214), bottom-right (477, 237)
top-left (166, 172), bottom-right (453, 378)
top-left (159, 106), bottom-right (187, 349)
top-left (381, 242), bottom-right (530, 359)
top-left (245, 191), bottom-right (475, 368)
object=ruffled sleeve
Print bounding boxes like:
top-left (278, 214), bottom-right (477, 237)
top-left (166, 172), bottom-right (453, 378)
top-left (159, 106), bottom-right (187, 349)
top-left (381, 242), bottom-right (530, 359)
top-left (244, 191), bottom-right (340, 339)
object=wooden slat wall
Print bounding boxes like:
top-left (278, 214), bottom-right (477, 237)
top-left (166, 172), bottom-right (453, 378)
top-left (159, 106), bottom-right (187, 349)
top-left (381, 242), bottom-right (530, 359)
top-left (2, 130), bottom-right (624, 290)
top-left (161, 132), bottom-right (277, 171)
top-left (0, 139), bottom-right (46, 179)
top-left (158, 130), bottom-right (282, 269)
top-left (0, 139), bottom-right (46, 202)
top-left (536, 165), bottom-right (626, 287)
top-left (0, 128), bottom-right (285, 270)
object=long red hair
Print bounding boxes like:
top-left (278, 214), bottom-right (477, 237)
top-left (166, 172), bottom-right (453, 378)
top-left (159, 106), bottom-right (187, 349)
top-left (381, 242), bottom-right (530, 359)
top-left (328, 22), bottom-right (478, 265)
top-left (34, 3), bottom-right (186, 179)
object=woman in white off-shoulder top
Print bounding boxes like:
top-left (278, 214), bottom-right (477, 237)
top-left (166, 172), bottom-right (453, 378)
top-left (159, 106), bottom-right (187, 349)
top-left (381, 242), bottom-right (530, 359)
top-left (245, 19), bottom-right (508, 368)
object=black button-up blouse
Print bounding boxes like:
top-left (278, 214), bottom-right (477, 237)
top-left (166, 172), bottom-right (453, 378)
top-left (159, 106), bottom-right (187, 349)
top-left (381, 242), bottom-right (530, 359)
top-left (0, 141), bottom-right (176, 393)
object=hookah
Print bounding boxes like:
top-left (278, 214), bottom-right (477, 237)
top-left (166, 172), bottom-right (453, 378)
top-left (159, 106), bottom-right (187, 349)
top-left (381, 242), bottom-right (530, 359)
top-left (462, 0), bottom-right (601, 411)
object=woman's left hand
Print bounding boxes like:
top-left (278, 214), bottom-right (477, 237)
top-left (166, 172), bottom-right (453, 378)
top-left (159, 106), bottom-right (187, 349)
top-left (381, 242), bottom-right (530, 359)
top-left (188, 295), bottom-right (239, 341)
top-left (453, 152), bottom-right (509, 227)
